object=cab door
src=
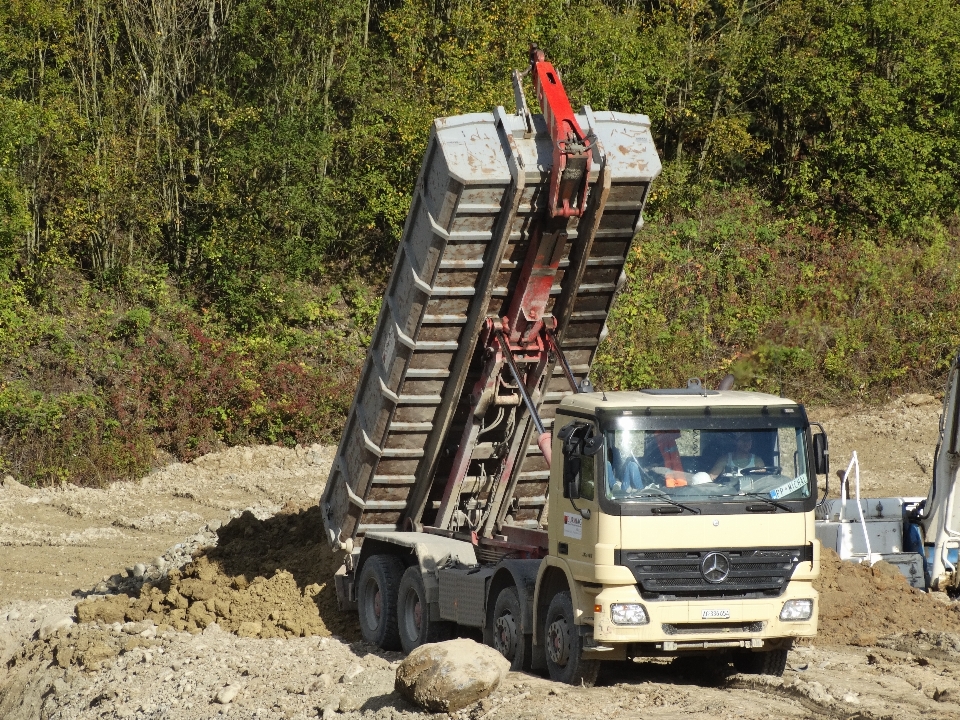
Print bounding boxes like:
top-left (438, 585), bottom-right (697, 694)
top-left (554, 415), bottom-right (601, 578)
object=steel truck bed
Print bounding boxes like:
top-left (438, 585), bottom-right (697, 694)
top-left (321, 104), bottom-right (660, 549)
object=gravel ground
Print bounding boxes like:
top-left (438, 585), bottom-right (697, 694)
top-left (2, 400), bottom-right (960, 719)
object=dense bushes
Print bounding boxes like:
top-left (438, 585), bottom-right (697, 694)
top-left (597, 187), bottom-right (960, 400)
top-left (0, 276), bottom-right (366, 485)
top-left (2, 0), bottom-right (960, 484)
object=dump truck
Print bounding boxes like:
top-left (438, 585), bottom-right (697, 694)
top-left (320, 47), bottom-right (830, 684)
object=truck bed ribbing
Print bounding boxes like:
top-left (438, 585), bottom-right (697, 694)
top-left (322, 75), bottom-right (660, 550)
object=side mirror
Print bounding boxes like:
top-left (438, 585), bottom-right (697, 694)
top-left (583, 434), bottom-right (604, 456)
top-left (559, 421), bottom-right (600, 501)
top-left (813, 432), bottom-right (829, 476)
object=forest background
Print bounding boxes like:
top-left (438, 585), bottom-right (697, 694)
top-left (2, 0), bottom-right (959, 486)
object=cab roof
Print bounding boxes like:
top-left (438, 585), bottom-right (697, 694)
top-left (560, 389), bottom-right (798, 414)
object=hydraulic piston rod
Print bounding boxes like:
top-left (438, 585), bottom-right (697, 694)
top-left (495, 329), bottom-right (553, 466)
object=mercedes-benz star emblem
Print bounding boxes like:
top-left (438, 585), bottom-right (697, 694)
top-left (700, 551), bottom-right (731, 583)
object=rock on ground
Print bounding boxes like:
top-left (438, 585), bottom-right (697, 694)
top-left (395, 639), bottom-right (510, 712)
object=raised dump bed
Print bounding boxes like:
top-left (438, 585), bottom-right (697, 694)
top-left (321, 105), bottom-right (661, 548)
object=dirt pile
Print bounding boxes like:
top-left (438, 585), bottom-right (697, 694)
top-left (71, 509), bottom-right (960, 652)
top-left (814, 548), bottom-right (960, 646)
top-left (7, 622), bottom-right (135, 673)
top-left (75, 503), bottom-right (360, 641)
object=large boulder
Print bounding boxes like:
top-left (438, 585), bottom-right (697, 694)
top-left (395, 639), bottom-right (509, 713)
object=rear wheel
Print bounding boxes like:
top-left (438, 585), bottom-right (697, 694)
top-left (491, 586), bottom-right (530, 671)
top-left (543, 591), bottom-right (600, 686)
top-left (733, 647), bottom-right (789, 676)
top-left (357, 554), bottom-right (404, 650)
top-left (397, 566), bottom-right (452, 653)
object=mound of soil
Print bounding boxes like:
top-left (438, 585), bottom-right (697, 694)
top-left (73, 506), bottom-right (960, 651)
top-left (75, 503), bottom-right (360, 641)
top-left (814, 548), bottom-right (960, 646)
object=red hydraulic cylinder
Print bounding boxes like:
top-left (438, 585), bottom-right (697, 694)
top-left (528, 46), bottom-right (593, 219)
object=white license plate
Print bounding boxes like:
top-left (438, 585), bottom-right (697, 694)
top-left (701, 609), bottom-right (730, 619)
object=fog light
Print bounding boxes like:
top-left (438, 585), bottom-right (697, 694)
top-left (780, 598), bottom-right (813, 621)
top-left (610, 603), bottom-right (649, 625)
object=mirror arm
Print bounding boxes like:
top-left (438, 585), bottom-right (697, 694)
top-left (568, 495), bottom-right (591, 520)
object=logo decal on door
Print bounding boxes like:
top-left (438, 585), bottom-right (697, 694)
top-left (563, 512), bottom-right (583, 540)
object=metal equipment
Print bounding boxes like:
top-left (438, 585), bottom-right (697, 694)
top-left (321, 45), bottom-right (659, 555)
top-left (816, 354), bottom-right (960, 593)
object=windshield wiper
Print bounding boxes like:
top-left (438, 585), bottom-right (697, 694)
top-left (631, 488), bottom-right (700, 514)
top-left (728, 491), bottom-right (794, 512)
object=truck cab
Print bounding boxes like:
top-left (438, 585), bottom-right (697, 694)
top-left (536, 388), bottom-right (821, 682)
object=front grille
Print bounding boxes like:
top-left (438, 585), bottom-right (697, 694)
top-left (617, 546), bottom-right (810, 600)
top-left (662, 621), bottom-right (764, 635)
top-left (652, 575), bottom-right (783, 588)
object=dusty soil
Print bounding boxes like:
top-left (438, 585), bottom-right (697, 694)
top-left (0, 444), bottom-right (332, 604)
top-left (810, 392), bottom-right (942, 499)
top-left (2, 398), bottom-right (960, 719)
top-left (71, 504), bottom-right (360, 643)
top-left (813, 548), bottom-right (960, 646)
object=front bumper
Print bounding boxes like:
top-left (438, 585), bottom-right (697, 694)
top-left (590, 581), bottom-right (818, 648)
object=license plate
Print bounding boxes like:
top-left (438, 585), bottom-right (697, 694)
top-left (701, 608), bottom-right (730, 619)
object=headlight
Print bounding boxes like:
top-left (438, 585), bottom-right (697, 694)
top-left (610, 603), bottom-right (649, 625)
top-left (780, 598), bottom-right (813, 621)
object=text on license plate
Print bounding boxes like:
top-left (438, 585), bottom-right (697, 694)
top-left (701, 609), bottom-right (730, 619)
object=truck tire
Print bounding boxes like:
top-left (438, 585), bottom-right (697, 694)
top-left (733, 647), bottom-right (788, 676)
top-left (358, 554), bottom-right (404, 650)
top-left (543, 591), bottom-right (600, 686)
top-left (491, 586), bottom-right (531, 671)
top-left (397, 565), bottom-right (451, 653)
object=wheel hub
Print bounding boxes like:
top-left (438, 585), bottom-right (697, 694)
top-left (494, 613), bottom-right (517, 657)
top-left (373, 588), bottom-right (382, 621)
top-left (546, 617), bottom-right (570, 666)
top-left (413, 598), bottom-right (422, 631)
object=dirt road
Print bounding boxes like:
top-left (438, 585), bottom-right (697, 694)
top-left (1, 398), bottom-right (959, 719)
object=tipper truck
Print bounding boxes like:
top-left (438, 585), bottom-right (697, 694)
top-left (320, 47), bottom-right (830, 685)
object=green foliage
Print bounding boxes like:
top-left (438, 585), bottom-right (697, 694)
top-left (597, 187), bottom-right (960, 400)
top-left (0, 383), bottom-right (152, 487)
top-left (2, 0), bottom-right (960, 484)
top-left (113, 308), bottom-right (151, 343)
top-left (0, 270), bottom-right (367, 486)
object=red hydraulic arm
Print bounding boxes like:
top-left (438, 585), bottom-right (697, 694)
top-left (528, 45), bottom-right (593, 219)
top-left (429, 46), bottom-right (595, 546)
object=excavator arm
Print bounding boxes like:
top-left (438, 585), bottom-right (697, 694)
top-left (920, 353), bottom-right (960, 590)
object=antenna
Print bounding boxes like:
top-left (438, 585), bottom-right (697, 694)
top-left (589, 373), bottom-right (608, 402)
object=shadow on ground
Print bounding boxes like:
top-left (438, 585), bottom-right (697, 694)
top-left (596, 656), bottom-right (733, 688)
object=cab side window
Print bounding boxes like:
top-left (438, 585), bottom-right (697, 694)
top-left (580, 438), bottom-right (597, 501)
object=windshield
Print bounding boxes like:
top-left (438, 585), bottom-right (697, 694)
top-left (603, 420), bottom-right (810, 505)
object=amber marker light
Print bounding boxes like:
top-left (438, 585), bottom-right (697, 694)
top-left (594, 604), bottom-right (602, 613)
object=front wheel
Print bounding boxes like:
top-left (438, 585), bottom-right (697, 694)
top-left (397, 566), bottom-right (452, 653)
top-left (543, 591), bottom-right (600, 686)
top-left (491, 586), bottom-right (530, 671)
top-left (733, 647), bottom-right (789, 676)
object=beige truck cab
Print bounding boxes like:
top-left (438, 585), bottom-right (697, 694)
top-left (535, 384), bottom-right (824, 682)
